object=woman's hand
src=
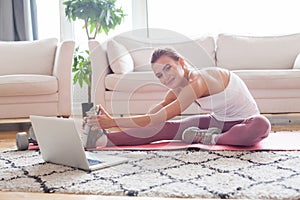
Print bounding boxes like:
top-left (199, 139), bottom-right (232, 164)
top-left (86, 104), bottom-right (116, 129)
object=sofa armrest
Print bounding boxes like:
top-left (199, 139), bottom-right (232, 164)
top-left (293, 53), bottom-right (300, 69)
top-left (88, 40), bottom-right (110, 107)
top-left (53, 40), bottom-right (75, 116)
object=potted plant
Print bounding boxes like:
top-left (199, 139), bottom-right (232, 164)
top-left (64, 0), bottom-right (125, 116)
top-left (72, 46), bottom-right (92, 116)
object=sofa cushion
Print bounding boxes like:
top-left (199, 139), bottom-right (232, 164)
top-left (105, 72), bottom-right (168, 92)
top-left (113, 34), bottom-right (215, 72)
top-left (293, 53), bottom-right (300, 69)
top-left (250, 89), bottom-right (300, 99)
top-left (233, 70), bottom-right (300, 89)
top-left (105, 91), bottom-right (166, 101)
top-left (217, 33), bottom-right (300, 70)
top-left (107, 39), bottom-right (134, 74)
top-left (0, 74), bottom-right (58, 97)
top-left (0, 38), bottom-right (58, 75)
top-left (194, 36), bottom-right (216, 66)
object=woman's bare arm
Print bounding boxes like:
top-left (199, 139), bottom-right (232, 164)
top-left (147, 90), bottom-right (178, 114)
top-left (95, 77), bottom-right (206, 129)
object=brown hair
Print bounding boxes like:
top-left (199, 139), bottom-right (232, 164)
top-left (150, 47), bottom-right (181, 64)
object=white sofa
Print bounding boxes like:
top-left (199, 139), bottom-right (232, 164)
top-left (0, 38), bottom-right (75, 119)
top-left (89, 29), bottom-right (300, 116)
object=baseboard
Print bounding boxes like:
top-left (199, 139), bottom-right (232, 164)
top-left (1, 113), bottom-right (299, 132)
top-left (264, 113), bottom-right (300, 125)
top-left (0, 122), bottom-right (31, 132)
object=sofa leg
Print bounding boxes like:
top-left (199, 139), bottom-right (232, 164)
top-left (58, 115), bottom-right (70, 118)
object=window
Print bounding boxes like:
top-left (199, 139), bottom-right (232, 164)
top-left (36, 0), bottom-right (300, 40)
top-left (36, 0), bottom-right (131, 43)
top-left (36, 0), bottom-right (60, 39)
top-left (73, 0), bottom-right (132, 49)
top-left (147, 0), bottom-right (300, 37)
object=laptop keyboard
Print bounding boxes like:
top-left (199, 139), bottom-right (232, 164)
top-left (87, 158), bottom-right (103, 166)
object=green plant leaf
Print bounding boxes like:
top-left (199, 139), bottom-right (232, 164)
top-left (64, 0), bottom-right (125, 103)
top-left (64, 0), bottom-right (125, 39)
top-left (72, 46), bottom-right (91, 88)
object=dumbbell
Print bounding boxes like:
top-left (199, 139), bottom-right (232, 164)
top-left (16, 126), bottom-right (38, 150)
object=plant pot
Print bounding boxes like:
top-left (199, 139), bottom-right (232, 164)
top-left (81, 102), bottom-right (94, 117)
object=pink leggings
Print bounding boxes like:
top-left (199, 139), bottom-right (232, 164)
top-left (106, 114), bottom-right (271, 147)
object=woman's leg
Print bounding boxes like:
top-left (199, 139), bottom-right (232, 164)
top-left (105, 114), bottom-right (213, 147)
top-left (216, 115), bottom-right (271, 146)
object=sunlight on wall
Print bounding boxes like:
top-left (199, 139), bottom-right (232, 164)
top-left (148, 0), bottom-right (300, 37)
top-left (36, 0), bottom-right (60, 39)
top-left (36, 0), bottom-right (131, 46)
top-left (37, 0), bottom-right (300, 41)
top-left (72, 0), bottom-right (132, 49)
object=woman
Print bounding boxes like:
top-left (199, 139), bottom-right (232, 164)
top-left (84, 47), bottom-right (271, 148)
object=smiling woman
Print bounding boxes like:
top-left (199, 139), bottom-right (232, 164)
top-left (82, 46), bottom-right (271, 149)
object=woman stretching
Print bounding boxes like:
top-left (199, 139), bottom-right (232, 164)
top-left (83, 47), bottom-right (271, 148)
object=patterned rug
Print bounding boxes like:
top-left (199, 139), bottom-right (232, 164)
top-left (1, 147), bottom-right (300, 199)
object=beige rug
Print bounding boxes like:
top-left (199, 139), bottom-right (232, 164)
top-left (1, 147), bottom-right (300, 199)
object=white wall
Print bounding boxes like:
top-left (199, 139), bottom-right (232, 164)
top-left (147, 0), bottom-right (300, 37)
top-left (38, 0), bottom-right (300, 41)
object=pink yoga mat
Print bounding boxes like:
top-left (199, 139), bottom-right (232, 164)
top-left (29, 131), bottom-right (300, 151)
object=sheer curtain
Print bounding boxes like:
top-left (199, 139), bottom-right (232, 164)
top-left (0, 0), bottom-right (38, 41)
top-left (30, 0), bottom-right (300, 42)
top-left (147, 0), bottom-right (300, 38)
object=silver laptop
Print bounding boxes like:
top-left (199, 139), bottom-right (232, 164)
top-left (30, 115), bottom-right (128, 171)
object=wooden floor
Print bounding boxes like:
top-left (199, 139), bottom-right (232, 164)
top-left (1, 114), bottom-right (300, 200)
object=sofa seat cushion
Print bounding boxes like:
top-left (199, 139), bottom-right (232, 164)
top-left (106, 69), bottom-right (300, 93)
top-left (105, 91), bottom-right (166, 101)
top-left (250, 89), bottom-right (300, 99)
top-left (105, 72), bottom-right (168, 92)
top-left (0, 74), bottom-right (58, 97)
top-left (0, 94), bottom-right (58, 104)
top-left (233, 70), bottom-right (300, 89)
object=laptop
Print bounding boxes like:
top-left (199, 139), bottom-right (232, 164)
top-left (30, 115), bottom-right (128, 171)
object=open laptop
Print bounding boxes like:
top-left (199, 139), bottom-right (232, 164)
top-left (30, 115), bottom-right (128, 171)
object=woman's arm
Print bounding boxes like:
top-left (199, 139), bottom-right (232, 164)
top-left (108, 90), bottom-right (179, 128)
top-left (115, 80), bottom-right (202, 128)
top-left (92, 90), bottom-right (179, 129)
top-left (94, 77), bottom-right (206, 129)
top-left (151, 78), bottom-right (205, 123)
top-left (147, 90), bottom-right (178, 114)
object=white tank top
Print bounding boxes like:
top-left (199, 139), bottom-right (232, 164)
top-left (195, 72), bottom-right (259, 121)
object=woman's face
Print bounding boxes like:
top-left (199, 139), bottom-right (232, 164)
top-left (152, 55), bottom-right (186, 89)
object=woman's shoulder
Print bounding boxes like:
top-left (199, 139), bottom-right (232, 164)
top-left (193, 67), bottom-right (230, 79)
top-left (195, 67), bottom-right (231, 95)
top-left (201, 66), bottom-right (229, 73)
